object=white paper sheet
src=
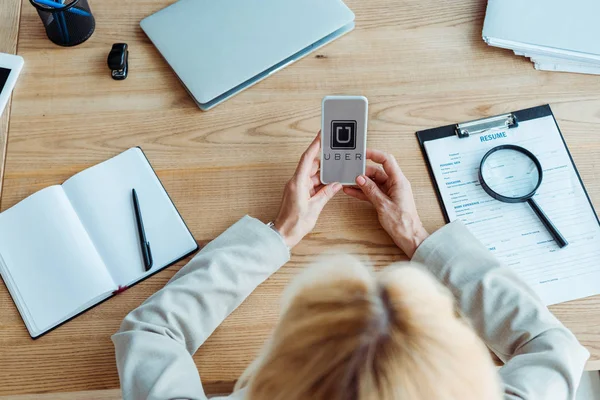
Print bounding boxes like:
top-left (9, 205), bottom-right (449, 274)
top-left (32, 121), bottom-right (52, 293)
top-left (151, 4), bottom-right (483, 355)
top-left (424, 115), bottom-right (600, 305)
top-left (533, 61), bottom-right (600, 75)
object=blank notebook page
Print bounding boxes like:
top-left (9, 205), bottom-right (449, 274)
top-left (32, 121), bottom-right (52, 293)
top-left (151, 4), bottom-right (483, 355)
top-left (62, 148), bottom-right (198, 287)
top-left (0, 186), bottom-right (115, 333)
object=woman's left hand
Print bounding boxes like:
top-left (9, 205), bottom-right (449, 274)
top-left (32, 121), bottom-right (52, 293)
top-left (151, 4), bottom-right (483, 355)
top-left (274, 133), bottom-right (342, 248)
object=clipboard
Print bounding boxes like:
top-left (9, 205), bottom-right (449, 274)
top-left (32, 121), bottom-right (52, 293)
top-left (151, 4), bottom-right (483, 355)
top-left (415, 104), bottom-right (600, 305)
top-left (416, 104), bottom-right (599, 226)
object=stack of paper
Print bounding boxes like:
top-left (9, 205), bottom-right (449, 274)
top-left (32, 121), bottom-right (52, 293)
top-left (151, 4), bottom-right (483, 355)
top-left (483, 0), bottom-right (600, 75)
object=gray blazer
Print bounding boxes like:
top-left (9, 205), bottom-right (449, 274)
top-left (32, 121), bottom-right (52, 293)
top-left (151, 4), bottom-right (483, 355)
top-left (112, 216), bottom-right (589, 400)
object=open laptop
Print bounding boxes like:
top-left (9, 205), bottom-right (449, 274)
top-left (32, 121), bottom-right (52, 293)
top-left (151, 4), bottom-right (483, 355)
top-left (141, 0), bottom-right (355, 110)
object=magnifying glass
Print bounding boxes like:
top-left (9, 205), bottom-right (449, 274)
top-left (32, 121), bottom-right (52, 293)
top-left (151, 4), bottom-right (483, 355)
top-left (478, 144), bottom-right (568, 248)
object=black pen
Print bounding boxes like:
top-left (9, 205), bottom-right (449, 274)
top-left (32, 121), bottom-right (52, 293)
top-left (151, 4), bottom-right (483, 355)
top-left (132, 188), bottom-right (153, 271)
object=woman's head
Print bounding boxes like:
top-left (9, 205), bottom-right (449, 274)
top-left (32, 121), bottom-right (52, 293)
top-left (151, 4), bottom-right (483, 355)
top-left (237, 256), bottom-right (501, 400)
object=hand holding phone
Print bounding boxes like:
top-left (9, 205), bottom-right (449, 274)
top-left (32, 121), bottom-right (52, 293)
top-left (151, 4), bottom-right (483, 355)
top-left (274, 134), bottom-right (343, 248)
top-left (320, 96), bottom-right (368, 185)
top-left (343, 149), bottom-right (430, 258)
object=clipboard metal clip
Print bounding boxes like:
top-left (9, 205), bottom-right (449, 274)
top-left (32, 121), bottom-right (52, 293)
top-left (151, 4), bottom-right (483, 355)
top-left (456, 113), bottom-right (518, 138)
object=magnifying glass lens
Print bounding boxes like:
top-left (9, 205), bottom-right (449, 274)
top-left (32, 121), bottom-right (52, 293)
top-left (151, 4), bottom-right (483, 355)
top-left (479, 145), bottom-right (568, 248)
top-left (480, 149), bottom-right (540, 199)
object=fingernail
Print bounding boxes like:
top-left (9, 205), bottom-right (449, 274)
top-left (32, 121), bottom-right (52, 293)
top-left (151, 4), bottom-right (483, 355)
top-left (356, 176), bottom-right (366, 186)
top-left (333, 182), bottom-right (342, 191)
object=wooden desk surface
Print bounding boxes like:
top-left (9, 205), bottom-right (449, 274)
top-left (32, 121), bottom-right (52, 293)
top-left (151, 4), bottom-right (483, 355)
top-left (1, 0), bottom-right (600, 396)
top-left (0, 0), bottom-right (21, 196)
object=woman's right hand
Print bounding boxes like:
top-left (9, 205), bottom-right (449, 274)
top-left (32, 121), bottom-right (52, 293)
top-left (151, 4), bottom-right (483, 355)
top-left (343, 149), bottom-right (429, 258)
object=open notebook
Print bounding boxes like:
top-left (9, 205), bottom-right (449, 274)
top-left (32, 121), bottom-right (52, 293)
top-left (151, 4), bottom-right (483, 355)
top-left (0, 148), bottom-right (198, 338)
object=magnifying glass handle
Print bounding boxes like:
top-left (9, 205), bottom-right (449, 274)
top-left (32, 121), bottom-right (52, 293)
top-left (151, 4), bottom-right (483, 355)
top-left (527, 198), bottom-right (569, 248)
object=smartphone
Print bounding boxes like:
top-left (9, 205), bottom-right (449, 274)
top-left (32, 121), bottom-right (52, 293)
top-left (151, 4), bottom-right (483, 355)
top-left (321, 95), bottom-right (368, 185)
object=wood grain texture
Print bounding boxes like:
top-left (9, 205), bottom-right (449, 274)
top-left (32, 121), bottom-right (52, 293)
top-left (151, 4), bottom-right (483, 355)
top-left (1, 0), bottom-right (600, 396)
top-left (0, 389), bottom-right (121, 400)
top-left (0, 0), bottom-right (21, 198)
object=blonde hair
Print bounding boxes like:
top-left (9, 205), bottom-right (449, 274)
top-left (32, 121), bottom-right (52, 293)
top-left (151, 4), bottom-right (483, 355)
top-left (235, 256), bottom-right (502, 400)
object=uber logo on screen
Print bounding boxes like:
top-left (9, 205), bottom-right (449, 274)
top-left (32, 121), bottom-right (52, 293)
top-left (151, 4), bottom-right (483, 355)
top-left (331, 120), bottom-right (357, 150)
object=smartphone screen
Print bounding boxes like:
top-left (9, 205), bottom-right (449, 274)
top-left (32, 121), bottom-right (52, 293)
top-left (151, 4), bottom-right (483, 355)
top-left (321, 96), bottom-right (368, 185)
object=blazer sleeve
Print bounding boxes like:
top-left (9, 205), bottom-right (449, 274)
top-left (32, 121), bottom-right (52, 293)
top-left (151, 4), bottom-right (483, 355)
top-left (412, 221), bottom-right (589, 400)
top-left (112, 216), bottom-right (290, 400)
